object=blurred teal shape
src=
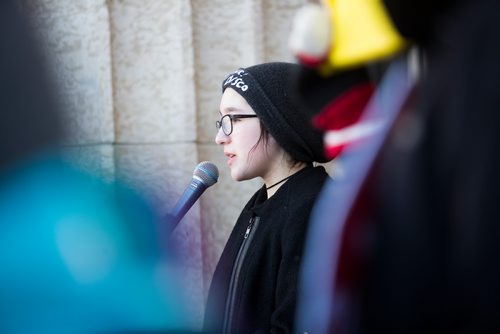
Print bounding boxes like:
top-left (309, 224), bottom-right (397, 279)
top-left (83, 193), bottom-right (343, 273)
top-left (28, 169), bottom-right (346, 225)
top-left (0, 155), bottom-right (188, 333)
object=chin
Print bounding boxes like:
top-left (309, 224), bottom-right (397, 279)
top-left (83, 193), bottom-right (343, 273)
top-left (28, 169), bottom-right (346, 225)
top-left (231, 170), bottom-right (251, 182)
top-left (231, 174), bottom-right (245, 182)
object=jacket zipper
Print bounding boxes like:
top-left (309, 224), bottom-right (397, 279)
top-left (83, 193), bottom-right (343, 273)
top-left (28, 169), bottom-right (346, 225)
top-left (222, 216), bottom-right (260, 334)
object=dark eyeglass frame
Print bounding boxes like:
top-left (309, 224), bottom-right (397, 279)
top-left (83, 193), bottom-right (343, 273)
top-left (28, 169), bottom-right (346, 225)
top-left (216, 114), bottom-right (258, 136)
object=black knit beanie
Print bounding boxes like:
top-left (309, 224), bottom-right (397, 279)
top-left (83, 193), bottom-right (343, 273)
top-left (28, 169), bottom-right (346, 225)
top-left (221, 62), bottom-right (329, 163)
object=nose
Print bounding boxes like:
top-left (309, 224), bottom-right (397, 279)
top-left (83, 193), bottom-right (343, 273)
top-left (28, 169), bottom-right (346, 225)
top-left (215, 127), bottom-right (230, 145)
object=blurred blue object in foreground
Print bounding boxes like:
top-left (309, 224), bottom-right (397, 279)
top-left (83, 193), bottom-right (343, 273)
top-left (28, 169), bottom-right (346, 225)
top-left (0, 1), bottom-right (189, 332)
top-left (0, 155), bottom-right (188, 333)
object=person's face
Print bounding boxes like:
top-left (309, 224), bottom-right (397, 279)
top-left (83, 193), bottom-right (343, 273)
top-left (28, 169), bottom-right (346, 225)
top-left (215, 88), bottom-right (282, 182)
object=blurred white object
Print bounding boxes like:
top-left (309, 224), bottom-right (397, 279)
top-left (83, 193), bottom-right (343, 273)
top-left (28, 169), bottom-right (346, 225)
top-left (289, 4), bottom-right (331, 67)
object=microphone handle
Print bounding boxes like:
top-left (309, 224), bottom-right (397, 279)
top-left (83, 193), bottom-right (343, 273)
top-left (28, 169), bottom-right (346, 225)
top-left (169, 177), bottom-right (207, 228)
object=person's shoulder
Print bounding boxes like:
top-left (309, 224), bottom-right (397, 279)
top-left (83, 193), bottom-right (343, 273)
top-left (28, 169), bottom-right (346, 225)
top-left (279, 166), bottom-right (328, 224)
top-left (289, 166), bottom-right (329, 201)
top-left (240, 184), bottom-right (266, 210)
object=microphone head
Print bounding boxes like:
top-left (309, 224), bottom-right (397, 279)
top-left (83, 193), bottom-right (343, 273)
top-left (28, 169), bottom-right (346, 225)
top-left (193, 161), bottom-right (219, 187)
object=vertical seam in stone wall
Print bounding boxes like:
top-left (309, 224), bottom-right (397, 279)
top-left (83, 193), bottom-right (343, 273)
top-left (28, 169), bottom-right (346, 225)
top-left (188, 0), bottom-right (210, 311)
top-left (105, 0), bottom-right (118, 180)
top-left (191, 0), bottom-right (203, 147)
top-left (181, 1), bottom-right (207, 324)
top-left (256, 0), bottom-right (266, 62)
top-left (105, 0), bottom-right (116, 141)
top-left (182, 0), bottom-right (198, 145)
top-left (250, 0), bottom-right (265, 63)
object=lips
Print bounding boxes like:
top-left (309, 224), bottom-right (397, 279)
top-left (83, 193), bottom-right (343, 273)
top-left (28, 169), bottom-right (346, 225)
top-left (224, 152), bottom-right (236, 166)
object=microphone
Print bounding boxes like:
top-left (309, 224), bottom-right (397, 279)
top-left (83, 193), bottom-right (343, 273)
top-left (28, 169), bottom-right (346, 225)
top-left (167, 161), bottom-right (219, 231)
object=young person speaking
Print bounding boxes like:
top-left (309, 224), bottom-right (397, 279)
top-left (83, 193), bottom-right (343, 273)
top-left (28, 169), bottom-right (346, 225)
top-left (204, 62), bottom-right (332, 333)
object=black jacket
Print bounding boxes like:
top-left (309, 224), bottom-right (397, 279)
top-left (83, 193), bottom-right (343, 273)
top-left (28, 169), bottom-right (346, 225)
top-left (203, 166), bottom-right (329, 334)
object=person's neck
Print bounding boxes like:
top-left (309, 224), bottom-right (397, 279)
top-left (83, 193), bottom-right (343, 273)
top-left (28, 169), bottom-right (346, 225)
top-left (264, 162), bottom-right (309, 198)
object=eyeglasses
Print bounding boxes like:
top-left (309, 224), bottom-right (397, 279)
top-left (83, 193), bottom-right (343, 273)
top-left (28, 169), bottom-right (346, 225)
top-left (216, 114), bottom-right (258, 136)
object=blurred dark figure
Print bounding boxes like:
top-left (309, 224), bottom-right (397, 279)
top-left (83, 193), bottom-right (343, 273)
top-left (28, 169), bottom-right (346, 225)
top-left (0, 1), bottom-right (189, 333)
top-left (361, 0), bottom-right (500, 332)
top-left (0, 0), bottom-right (62, 170)
top-left (293, 0), bottom-right (500, 333)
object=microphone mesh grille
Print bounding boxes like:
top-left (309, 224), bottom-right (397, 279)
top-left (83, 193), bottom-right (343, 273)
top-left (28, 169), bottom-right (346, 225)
top-left (193, 161), bottom-right (219, 187)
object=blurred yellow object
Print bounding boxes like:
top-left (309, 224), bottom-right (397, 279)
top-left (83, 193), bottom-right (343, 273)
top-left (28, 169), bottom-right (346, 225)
top-left (319, 0), bottom-right (407, 74)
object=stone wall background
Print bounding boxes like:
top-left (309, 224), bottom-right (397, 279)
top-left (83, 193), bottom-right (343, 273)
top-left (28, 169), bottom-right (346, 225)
top-left (21, 0), bottom-right (309, 328)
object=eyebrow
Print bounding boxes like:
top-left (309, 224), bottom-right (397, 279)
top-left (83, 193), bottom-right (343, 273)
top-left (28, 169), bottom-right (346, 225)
top-left (219, 107), bottom-right (243, 115)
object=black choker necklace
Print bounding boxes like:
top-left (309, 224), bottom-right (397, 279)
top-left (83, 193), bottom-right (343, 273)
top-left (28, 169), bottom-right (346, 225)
top-left (266, 175), bottom-right (293, 191)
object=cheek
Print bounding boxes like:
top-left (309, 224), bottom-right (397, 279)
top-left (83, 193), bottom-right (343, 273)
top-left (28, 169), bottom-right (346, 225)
top-left (238, 124), bottom-right (262, 153)
top-left (247, 136), bottom-right (280, 166)
top-left (263, 136), bottom-right (281, 155)
top-left (242, 134), bottom-right (261, 151)
top-left (253, 136), bottom-right (279, 157)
